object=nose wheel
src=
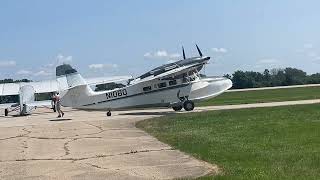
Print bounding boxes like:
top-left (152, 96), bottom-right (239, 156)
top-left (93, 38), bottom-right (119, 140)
top-left (106, 111), bottom-right (112, 116)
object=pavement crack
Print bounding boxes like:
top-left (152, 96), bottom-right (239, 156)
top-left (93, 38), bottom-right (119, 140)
top-left (60, 136), bottom-right (102, 158)
top-left (85, 163), bottom-right (109, 170)
top-left (71, 148), bottom-right (175, 162)
top-left (0, 136), bottom-right (23, 141)
top-left (61, 138), bottom-right (77, 158)
top-left (0, 128), bottom-right (32, 141)
top-left (29, 137), bottom-right (68, 140)
top-left (79, 122), bottom-right (106, 137)
top-left (22, 128), bottom-right (32, 135)
top-left (83, 122), bottom-right (104, 131)
top-left (0, 148), bottom-right (175, 163)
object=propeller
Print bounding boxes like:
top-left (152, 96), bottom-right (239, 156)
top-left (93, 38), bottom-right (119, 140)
top-left (196, 44), bottom-right (203, 57)
top-left (182, 46), bottom-right (186, 60)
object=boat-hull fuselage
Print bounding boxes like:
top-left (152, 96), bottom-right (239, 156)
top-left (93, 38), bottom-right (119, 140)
top-left (60, 76), bottom-right (232, 110)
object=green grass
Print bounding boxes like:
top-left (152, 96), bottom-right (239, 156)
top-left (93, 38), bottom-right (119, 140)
top-left (198, 86), bottom-right (320, 106)
top-left (136, 104), bottom-right (320, 180)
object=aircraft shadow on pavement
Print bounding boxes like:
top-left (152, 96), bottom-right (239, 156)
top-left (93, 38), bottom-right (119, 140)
top-left (49, 118), bottom-right (72, 122)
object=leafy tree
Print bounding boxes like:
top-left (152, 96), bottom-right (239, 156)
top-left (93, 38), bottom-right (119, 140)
top-left (284, 68), bottom-right (307, 85)
top-left (227, 67), bottom-right (320, 89)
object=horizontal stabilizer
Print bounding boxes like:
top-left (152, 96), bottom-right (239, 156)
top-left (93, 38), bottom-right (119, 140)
top-left (26, 100), bottom-right (52, 107)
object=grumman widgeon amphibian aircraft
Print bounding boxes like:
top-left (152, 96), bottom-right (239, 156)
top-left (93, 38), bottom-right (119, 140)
top-left (57, 45), bottom-right (233, 116)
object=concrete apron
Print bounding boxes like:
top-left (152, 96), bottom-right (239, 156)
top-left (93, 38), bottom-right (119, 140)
top-left (0, 108), bottom-right (219, 180)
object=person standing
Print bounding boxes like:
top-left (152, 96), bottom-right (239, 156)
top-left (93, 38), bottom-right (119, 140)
top-left (54, 93), bottom-right (64, 118)
top-left (51, 92), bottom-right (56, 112)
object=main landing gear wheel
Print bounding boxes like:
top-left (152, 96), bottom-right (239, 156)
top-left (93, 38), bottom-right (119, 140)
top-left (4, 109), bottom-right (8, 116)
top-left (183, 100), bottom-right (195, 111)
top-left (172, 105), bottom-right (183, 111)
top-left (107, 111), bottom-right (112, 116)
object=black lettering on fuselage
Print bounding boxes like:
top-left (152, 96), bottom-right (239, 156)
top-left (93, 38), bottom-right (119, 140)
top-left (106, 89), bottom-right (128, 100)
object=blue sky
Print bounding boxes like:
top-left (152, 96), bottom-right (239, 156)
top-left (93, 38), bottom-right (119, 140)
top-left (0, 0), bottom-right (320, 80)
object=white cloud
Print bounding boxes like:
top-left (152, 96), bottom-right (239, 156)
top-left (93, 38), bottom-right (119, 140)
top-left (169, 53), bottom-right (181, 58)
top-left (89, 64), bottom-right (104, 69)
top-left (44, 63), bottom-right (54, 68)
top-left (89, 63), bottom-right (118, 70)
top-left (143, 50), bottom-right (181, 60)
top-left (253, 58), bottom-right (282, 70)
top-left (303, 43), bottom-right (313, 49)
top-left (155, 50), bottom-right (168, 57)
top-left (212, 48), bottom-right (228, 53)
top-left (257, 58), bottom-right (279, 64)
top-left (314, 56), bottom-right (320, 60)
top-left (167, 59), bottom-right (178, 63)
top-left (297, 44), bottom-right (320, 62)
top-left (56, 54), bottom-right (73, 64)
top-left (307, 52), bottom-right (318, 58)
top-left (143, 52), bottom-right (152, 58)
top-left (34, 70), bottom-right (52, 76)
top-left (16, 70), bottom-right (33, 75)
top-left (0, 60), bottom-right (16, 67)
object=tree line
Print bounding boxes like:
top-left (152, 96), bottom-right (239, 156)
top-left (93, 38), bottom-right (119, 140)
top-left (0, 79), bottom-right (31, 84)
top-left (1, 67), bottom-right (320, 95)
top-left (224, 67), bottom-right (320, 89)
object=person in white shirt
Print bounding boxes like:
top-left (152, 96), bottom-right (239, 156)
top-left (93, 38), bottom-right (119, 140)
top-left (54, 93), bottom-right (64, 118)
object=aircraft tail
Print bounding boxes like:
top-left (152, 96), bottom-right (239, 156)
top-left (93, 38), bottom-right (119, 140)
top-left (56, 64), bottom-right (87, 90)
top-left (56, 64), bottom-right (94, 107)
top-left (19, 85), bottom-right (35, 114)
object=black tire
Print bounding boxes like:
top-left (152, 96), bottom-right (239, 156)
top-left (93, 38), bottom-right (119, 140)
top-left (172, 105), bottom-right (183, 111)
top-left (183, 100), bottom-right (195, 111)
top-left (107, 111), bottom-right (112, 116)
top-left (5, 109), bottom-right (8, 116)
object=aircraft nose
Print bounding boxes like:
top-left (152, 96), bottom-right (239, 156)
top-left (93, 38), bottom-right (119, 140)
top-left (203, 56), bottom-right (210, 61)
top-left (224, 78), bottom-right (233, 90)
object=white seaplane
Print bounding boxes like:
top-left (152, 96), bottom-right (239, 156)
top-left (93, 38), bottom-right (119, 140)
top-left (57, 45), bottom-right (233, 116)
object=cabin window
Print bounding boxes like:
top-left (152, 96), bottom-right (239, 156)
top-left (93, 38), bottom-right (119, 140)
top-left (95, 82), bottom-right (126, 92)
top-left (158, 82), bottom-right (167, 88)
top-left (143, 86), bottom-right (152, 91)
top-left (169, 80), bottom-right (177, 86)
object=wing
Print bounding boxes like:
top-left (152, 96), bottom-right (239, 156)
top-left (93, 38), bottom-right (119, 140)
top-left (0, 83), bottom-right (21, 96)
top-left (135, 64), bottom-right (199, 83)
top-left (0, 103), bottom-right (18, 109)
top-left (29, 80), bottom-right (58, 94)
top-left (0, 80), bottom-right (58, 96)
top-left (0, 76), bottom-right (132, 96)
top-left (26, 100), bottom-right (52, 107)
top-left (85, 76), bottom-right (133, 85)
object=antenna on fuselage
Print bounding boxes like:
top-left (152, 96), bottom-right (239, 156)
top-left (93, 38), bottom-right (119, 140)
top-left (196, 44), bottom-right (203, 57)
top-left (182, 46), bottom-right (186, 60)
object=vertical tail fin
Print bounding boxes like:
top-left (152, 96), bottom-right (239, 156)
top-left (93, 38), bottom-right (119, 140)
top-left (55, 64), bottom-right (93, 107)
top-left (56, 64), bottom-right (86, 90)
